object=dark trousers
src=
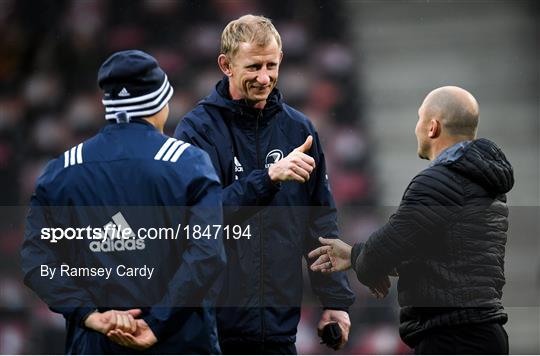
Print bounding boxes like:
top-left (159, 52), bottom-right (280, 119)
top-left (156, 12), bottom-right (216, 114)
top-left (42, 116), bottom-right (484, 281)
top-left (220, 341), bottom-right (297, 355)
top-left (415, 323), bottom-right (509, 355)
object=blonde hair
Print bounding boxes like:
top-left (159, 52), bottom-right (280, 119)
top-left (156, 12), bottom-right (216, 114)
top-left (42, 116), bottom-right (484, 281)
top-left (220, 14), bottom-right (282, 57)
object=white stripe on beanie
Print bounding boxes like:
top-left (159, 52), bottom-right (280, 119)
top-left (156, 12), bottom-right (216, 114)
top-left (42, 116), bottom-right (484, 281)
top-left (105, 85), bottom-right (174, 120)
top-left (102, 76), bottom-right (169, 106)
top-left (105, 80), bottom-right (171, 113)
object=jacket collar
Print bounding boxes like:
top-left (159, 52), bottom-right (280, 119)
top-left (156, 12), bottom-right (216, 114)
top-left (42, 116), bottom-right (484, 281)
top-left (430, 140), bottom-right (472, 167)
top-left (202, 77), bottom-right (284, 123)
top-left (102, 118), bottom-right (157, 132)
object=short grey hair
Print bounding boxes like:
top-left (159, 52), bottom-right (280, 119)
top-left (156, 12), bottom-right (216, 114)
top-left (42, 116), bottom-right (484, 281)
top-left (220, 14), bottom-right (282, 57)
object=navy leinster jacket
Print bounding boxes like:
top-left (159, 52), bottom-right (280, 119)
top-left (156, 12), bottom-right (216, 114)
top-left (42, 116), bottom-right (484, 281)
top-left (174, 78), bottom-right (355, 344)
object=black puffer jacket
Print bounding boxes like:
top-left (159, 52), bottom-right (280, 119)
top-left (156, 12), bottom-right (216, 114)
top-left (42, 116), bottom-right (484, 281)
top-left (350, 138), bottom-right (514, 347)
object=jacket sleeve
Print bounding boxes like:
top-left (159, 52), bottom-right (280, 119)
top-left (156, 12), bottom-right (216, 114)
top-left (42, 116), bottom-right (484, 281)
top-left (20, 180), bottom-right (97, 327)
top-left (351, 168), bottom-right (461, 287)
top-left (143, 149), bottom-right (227, 341)
top-left (304, 131), bottom-right (355, 310)
top-left (174, 116), bottom-right (280, 223)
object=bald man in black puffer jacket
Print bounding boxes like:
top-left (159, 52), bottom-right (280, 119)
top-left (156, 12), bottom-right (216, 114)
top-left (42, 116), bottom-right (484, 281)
top-left (309, 86), bottom-right (514, 354)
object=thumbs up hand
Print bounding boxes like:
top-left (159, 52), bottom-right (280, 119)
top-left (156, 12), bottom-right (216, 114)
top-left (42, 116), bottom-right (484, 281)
top-left (268, 135), bottom-right (316, 183)
top-left (294, 135), bottom-right (313, 153)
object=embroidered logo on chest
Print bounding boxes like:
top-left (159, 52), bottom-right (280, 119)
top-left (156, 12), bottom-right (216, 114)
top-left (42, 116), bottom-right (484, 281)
top-left (265, 149), bottom-right (284, 168)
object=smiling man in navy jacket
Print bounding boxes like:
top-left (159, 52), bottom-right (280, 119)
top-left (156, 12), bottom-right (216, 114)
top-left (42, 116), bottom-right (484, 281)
top-left (21, 50), bottom-right (226, 354)
top-left (175, 15), bottom-right (355, 354)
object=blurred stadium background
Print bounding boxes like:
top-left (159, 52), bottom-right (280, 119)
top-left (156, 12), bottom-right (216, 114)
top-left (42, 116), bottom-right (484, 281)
top-left (0, 0), bottom-right (538, 354)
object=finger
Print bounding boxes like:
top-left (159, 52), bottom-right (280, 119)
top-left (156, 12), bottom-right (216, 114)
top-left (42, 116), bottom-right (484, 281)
top-left (119, 336), bottom-right (138, 350)
top-left (126, 308), bottom-right (142, 318)
top-left (119, 330), bottom-right (138, 343)
top-left (287, 170), bottom-right (307, 183)
top-left (340, 331), bottom-right (349, 349)
top-left (317, 319), bottom-right (331, 333)
top-left (291, 154), bottom-right (316, 172)
top-left (114, 330), bottom-right (137, 347)
top-left (123, 314), bottom-right (135, 332)
top-left (110, 331), bottom-right (126, 346)
top-left (136, 318), bottom-right (148, 328)
top-left (310, 253), bottom-right (329, 270)
top-left (296, 152), bottom-right (316, 168)
top-left (126, 313), bottom-right (137, 333)
top-left (318, 237), bottom-right (336, 246)
top-left (311, 263), bottom-right (327, 272)
top-left (329, 253), bottom-right (337, 264)
top-left (119, 332), bottom-right (144, 351)
top-left (307, 245), bottom-right (331, 259)
top-left (118, 313), bottom-right (129, 332)
top-left (310, 259), bottom-right (330, 272)
top-left (290, 166), bottom-right (310, 181)
top-left (312, 252), bottom-right (330, 265)
top-left (108, 330), bottom-right (128, 347)
top-left (293, 135), bottom-right (313, 153)
top-left (291, 160), bottom-right (314, 177)
top-left (121, 313), bottom-right (130, 331)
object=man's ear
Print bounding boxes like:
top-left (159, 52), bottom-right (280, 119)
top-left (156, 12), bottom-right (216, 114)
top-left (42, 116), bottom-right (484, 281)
top-left (218, 54), bottom-right (232, 77)
top-left (428, 119), bottom-right (441, 138)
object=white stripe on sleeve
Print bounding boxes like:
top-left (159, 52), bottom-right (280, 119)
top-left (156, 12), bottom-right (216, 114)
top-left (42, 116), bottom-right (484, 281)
top-left (76, 143), bottom-right (83, 164)
top-left (70, 147), bottom-right (76, 166)
top-left (170, 142), bottom-right (190, 162)
top-left (154, 138), bottom-right (176, 160)
top-left (162, 140), bottom-right (183, 162)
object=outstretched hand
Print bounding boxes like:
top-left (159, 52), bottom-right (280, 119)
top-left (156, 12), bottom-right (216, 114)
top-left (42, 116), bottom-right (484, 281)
top-left (308, 237), bottom-right (352, 273)
top-left (309, 238), bottom-right (392, 299)
top-left (268, 135), bottom-right (316, 183)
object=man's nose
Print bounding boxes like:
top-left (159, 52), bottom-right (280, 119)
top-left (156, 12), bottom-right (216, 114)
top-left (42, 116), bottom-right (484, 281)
top-left (257, 71), bottom-right (270, 85)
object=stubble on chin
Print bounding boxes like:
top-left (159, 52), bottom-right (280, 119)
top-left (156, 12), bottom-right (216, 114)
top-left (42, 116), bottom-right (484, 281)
top-left (417, 145), bottom-right (430, 160)
top-left (418, 150), bottom-right (431, 160)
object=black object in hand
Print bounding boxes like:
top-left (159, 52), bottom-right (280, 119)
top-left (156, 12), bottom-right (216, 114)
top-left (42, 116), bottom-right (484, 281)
top-left (320, 322), bottom-right (342, 350)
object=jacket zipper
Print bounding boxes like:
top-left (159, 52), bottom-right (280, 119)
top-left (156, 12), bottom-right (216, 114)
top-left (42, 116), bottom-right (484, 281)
top-left (255, 110), bottom-right (265, 343)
